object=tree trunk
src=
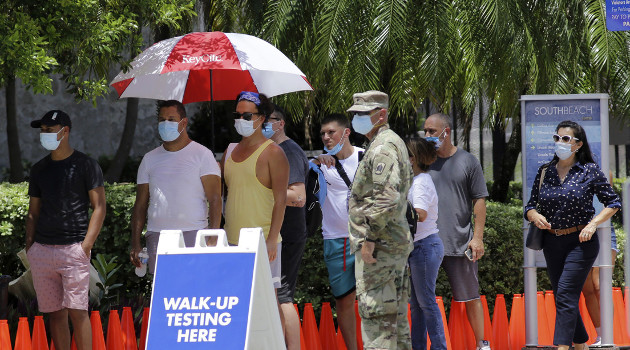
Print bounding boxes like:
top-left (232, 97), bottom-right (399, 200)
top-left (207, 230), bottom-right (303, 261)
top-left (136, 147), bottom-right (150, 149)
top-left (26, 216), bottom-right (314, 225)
top-left (491, 117), bottom-right (506, 181)
top-left (6, 76), bottom-right (24, 183)
top-left (303, 113), bottom-right (313, 150)
top-left (490, 117), bottom-right (521, 203)
top-left (104, 98), bottom-right (139, 183)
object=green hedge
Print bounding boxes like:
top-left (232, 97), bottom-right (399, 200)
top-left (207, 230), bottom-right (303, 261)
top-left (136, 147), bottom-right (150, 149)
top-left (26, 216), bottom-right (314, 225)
top-left (0, 181), bottom-right (626, 317)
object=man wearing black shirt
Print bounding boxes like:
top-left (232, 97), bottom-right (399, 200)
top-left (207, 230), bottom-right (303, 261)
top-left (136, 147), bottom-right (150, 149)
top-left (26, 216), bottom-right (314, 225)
top-left (26, 110), bottom-right (106, 350)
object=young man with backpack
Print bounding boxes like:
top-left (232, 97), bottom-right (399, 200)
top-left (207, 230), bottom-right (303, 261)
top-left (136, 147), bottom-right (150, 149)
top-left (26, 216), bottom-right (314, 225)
top-left (311, 113), bottom-right (364, 350)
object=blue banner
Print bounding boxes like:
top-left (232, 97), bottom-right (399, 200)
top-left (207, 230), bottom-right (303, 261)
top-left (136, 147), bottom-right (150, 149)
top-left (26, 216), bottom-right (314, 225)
top-left (606, 0), bottom-right (630, 31)
top-left (147, 252), bottom-right (255, 349)
top-left (523, 99), bottom-right (603, 208)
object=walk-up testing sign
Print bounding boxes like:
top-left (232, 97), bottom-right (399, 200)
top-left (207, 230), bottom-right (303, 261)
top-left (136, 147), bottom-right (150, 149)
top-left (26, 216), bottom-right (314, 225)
top-left (521, 94), bottom-right (612, 346)
top-left (145, 228), bottom-right (284, 349)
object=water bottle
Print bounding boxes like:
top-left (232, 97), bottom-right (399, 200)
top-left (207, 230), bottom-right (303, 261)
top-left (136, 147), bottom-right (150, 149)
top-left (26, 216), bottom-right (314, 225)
top-left (135, 247), bottom-right (149, 277)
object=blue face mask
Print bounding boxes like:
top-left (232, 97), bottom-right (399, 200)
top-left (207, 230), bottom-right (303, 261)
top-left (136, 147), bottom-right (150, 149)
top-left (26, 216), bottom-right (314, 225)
top-left (425, 128), bottom-right (446, 149)
top-left (324, 131), bottom-right (347, 155)
top-left (262, 121), bottom-right (279, 139)
top-left (40, 128), bottom-right (64, 151)
top-left (352, 114), bottom-right (375, 135)
top-left (555, 142), bottom-right (575, 160)
top-left (159, 120), bottom-right (183, 142)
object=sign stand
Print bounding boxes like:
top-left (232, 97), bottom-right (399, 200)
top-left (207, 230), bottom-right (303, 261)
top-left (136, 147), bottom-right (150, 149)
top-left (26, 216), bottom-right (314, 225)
top-left (145, 228), bottom-right (284, 349)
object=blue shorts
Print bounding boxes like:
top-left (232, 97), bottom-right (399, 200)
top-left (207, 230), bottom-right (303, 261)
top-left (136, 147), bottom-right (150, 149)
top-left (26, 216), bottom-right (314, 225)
top-left (323, 238), bottom-right (356, 298)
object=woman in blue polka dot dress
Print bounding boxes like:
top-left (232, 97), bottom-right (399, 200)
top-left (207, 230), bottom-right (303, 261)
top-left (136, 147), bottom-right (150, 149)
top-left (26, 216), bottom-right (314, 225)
top-left (525, 120), bottom-right (621, 350)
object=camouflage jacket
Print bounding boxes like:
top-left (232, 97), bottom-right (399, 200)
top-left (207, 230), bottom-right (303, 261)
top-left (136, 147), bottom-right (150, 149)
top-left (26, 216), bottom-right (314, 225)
top-left (348, 125), bottom-right (413, 255)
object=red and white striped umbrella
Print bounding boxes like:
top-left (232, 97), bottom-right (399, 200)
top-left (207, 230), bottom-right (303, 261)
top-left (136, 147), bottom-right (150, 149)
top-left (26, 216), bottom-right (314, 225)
top-left (110, 32), bottom-right (312, 103)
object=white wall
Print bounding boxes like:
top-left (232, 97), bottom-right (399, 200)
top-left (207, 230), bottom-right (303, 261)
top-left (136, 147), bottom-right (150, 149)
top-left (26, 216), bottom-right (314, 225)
top-left (0, 75), bottom-right (200, 171)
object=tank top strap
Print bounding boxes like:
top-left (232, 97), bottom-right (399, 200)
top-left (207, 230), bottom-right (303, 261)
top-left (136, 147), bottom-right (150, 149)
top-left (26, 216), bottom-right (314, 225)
top-left (249, 139), bottom-right (274, 162)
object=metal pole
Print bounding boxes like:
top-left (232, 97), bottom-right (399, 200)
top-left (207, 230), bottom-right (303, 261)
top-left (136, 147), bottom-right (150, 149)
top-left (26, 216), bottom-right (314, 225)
top-left (599, 96), bottom-right (614, 346)
top-left (599, 224), bottom-right (614, 346)
top-left (210, 70), bottom-right (215, 152)
top-left (520, 97), bottom-right (538, 346)
top-left (523, 226), bottom-right (538, 346)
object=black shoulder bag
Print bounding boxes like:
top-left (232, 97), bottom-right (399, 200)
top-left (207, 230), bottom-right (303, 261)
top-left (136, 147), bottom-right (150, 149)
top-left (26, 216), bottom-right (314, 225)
top-left (526, 166), bottom-right (548, 250)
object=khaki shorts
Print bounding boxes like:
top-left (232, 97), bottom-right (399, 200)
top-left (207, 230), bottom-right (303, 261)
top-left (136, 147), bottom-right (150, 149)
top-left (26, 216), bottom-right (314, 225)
top-left (27, 242), bottom-right (90, 312)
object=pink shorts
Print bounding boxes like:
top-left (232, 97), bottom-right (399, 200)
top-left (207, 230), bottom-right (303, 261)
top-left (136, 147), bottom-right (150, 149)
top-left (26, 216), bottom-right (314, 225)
top-left (27, 242), bottom-right (90, 312)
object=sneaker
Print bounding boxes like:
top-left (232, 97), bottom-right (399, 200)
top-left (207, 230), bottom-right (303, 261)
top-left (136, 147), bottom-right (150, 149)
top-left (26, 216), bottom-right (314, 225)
top-left (477, 340), bottom-right (491, 350)
top-left (592, 337), bottom-right (601, 346)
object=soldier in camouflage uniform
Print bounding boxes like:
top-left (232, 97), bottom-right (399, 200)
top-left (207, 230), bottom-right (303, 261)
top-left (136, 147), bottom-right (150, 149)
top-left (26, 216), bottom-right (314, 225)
top-left (347, 91), bottom-right (414, 350)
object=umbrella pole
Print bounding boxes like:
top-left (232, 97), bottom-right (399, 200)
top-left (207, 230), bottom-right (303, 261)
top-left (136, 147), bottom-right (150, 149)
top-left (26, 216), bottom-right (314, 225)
top-left (210, 70), bottom-right (215, 152)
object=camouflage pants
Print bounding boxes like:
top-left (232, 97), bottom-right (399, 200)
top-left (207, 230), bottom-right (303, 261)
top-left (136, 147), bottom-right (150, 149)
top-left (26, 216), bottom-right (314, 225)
top-left (355, 250), bottom-right (411, 350)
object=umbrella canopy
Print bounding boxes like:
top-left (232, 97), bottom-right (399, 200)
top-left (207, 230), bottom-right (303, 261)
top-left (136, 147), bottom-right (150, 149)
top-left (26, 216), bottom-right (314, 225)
top-left (110, 32), bottom-right (312, 103)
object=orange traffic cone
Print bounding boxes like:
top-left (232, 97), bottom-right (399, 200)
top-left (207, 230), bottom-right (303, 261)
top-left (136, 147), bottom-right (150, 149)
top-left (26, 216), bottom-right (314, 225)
top-left (336, 325), bottom-right (348, 350)
top-left (121, 307), bottom-right (138, 350)
top-left (544, 290), bottom-right (556, 337)
top-left (1, 319), bottom-right (13, 350)
top-left (14, 317), bottom-right (32, 350)
top-left (303, 303), bottom-right (322, 350)
top-left (536, 292), bottom-right (552, 345)
top-left (436, 296), bottom-right (453, 350)
top-left (107, 310), bottom-right (125, 350)
top-left (492, 294), bottom-right (510, 350)
top-left (50, 340), bottom-right (55, 350)
top-left (481, 295), bottom-right (494, 346)
top-left (578, 293), bottom-right (597, 344)
top-left (294, 304), bottom-right (307, 350)
top-left (138, 308), bottom-right (149, 350)
top-left (32, 315), bottom-right (48, 350)
top-left (449, 300), bottom-right (474, 350)
top-left (355, 301), bottom-right (363, 350)
top-left (71, 335), bottom-right (77, 350)
top-left (613, 287), bottom-right (630, 345)
top-left (319, 302), bottom-right (338, 350)
top-left (508, 294), bottom-right (525, 350)
top-left (91, 311), bottom-right (106, 350)
top-left (407, 303), bottom-right (412, 331)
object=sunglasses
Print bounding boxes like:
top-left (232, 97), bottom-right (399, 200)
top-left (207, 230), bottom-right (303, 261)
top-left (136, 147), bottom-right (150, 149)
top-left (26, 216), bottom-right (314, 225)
top-left (552, 134), bottom-right (579, 143)
top-left (232, 112), bottom-right (261, 121)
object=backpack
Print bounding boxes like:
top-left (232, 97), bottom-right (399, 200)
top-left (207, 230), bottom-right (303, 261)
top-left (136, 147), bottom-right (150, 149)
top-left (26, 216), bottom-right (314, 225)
top-left (305, 162), bottom-right (325, 236)
top-left (305, 151), bottom-right (364, 236)
top-left (406, 200), bottom-right (418, 236)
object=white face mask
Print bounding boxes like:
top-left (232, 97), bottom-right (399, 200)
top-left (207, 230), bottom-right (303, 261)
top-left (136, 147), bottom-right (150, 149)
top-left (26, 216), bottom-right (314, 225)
top-left (40, 128), bottom-right (64, 151)
top-left (555, 142), bottom-right (576, 160)
top-left (234, 116), bottom-right (262, 137)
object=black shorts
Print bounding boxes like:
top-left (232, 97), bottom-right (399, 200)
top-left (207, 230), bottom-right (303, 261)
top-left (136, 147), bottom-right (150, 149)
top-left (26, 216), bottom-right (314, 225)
top-left (277, 239), bottom-right (307, 304)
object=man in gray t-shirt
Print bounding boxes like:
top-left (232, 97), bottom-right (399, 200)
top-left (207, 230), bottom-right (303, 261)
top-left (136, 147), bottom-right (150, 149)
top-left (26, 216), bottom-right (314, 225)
top-left (424, 113), bottom-right (490, 350)
top-left (266, 104), bottom-right (308, 350)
